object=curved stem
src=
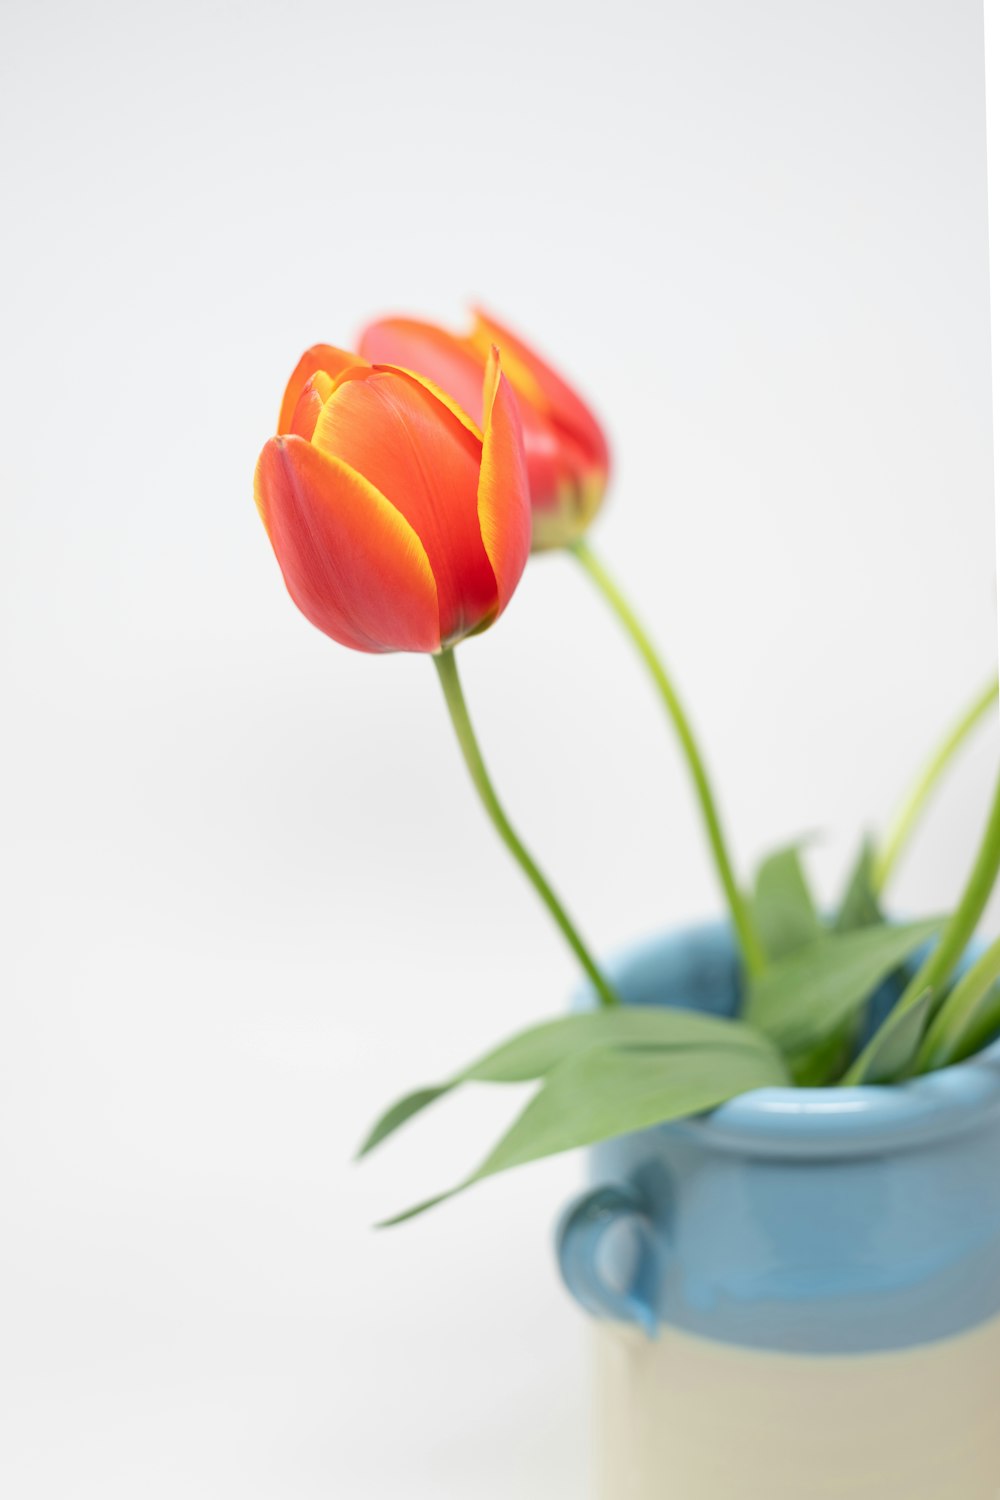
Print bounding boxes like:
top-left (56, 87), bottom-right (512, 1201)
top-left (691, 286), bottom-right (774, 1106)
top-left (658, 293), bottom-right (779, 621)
top-left (434, 649), bottom-right (621, 1009)
top-left (872, 675), bottom-right (998, 895)
top-left (569, 540), bottom-right (767, 979)
top-left (844, 764), bottom-right (1000, 1083)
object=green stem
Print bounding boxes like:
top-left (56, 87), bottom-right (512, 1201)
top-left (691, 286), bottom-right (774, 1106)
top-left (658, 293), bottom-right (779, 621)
top-left (433, 648), bottom-right (621, 1009)
top-left (569, 540), bottom-right (767, 980)
top-left (916, 933), bottom-right (1000, 1072)
top-left (872, 675), bottom-right (998, 896)
top-left (844, 765), bottom-right (1000, 1084)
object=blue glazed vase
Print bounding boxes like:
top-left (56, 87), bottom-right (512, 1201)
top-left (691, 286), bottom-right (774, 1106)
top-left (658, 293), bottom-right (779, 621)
top-left (556, 921), bottom-right (1000, 1499)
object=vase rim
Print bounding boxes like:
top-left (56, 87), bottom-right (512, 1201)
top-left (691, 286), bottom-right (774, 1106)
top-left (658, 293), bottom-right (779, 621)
top-left (599, 918), bottom-right (1000, 1160)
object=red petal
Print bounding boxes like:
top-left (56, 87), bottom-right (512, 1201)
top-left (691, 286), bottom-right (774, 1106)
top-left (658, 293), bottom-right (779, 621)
top-left (359, 314), bottom-right (586, 517)
top-left (277, 345), bottom-right (366, 435)
top-left (254, 436), bottom-right (440, 653)
top-left (478, 352), bottom-right (531, 617)
top-left (471, 309), bottom-right (610, 478)
top-left (358, 319), bottom-right (485, 427)
top-left (311, 369), bottom-right (498, 644)
top-left (288, 371), bottom-right (336, 440)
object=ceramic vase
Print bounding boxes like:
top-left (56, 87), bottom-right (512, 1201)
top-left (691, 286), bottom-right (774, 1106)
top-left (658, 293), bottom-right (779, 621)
top-left (556, 922), bottom-right (1000, 1499)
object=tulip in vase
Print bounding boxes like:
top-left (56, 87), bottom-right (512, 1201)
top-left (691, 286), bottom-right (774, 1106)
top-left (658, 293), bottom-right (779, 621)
top-left (252, 310), bottom-right (1000, 1498)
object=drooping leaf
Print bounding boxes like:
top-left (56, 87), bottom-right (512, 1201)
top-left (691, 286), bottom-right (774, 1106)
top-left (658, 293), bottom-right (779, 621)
top-left (357, 1006), bottom-right (774, 1158)
top-left (474, 1042), bottom-right (788, 1175)
top-left (461, 1007), bottom-right (774, 1080)
top-left (356, 1087), bottom-right (451, 1158)
top-left (745, 917), bottom-right (944, 1059)
top-left (379, 1039), bottom-right (789, 1226)
top-left (834, 838), bottom-right (883, 934)
top-left (751, 844), bottom-right (823, 960)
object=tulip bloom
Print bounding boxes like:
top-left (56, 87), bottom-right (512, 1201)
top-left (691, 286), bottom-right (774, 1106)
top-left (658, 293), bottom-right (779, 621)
top-left (356, 314), bottom-right (770, 979)
top-left (359, 310), bottom-right (609, 550)
top-left (254, 346), bottom-right (531, 653)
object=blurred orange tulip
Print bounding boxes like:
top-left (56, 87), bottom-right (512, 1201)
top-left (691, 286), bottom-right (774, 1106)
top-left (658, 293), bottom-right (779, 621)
top-left (254, 346), bottom-right (530, 653)
top-left (359, 310), bottom-right (609, 550)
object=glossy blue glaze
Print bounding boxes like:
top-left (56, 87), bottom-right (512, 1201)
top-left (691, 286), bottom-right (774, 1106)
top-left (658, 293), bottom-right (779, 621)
top-left (556, 920), bottom-right (1000, 1354)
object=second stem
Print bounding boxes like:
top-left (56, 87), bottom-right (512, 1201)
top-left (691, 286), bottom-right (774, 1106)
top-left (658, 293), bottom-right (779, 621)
top-left (570, 540), bottom-right (767, 979)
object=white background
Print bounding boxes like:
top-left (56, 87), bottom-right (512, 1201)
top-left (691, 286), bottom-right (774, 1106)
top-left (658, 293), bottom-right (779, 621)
top-left (3, 1), bottom-right (998, 1495)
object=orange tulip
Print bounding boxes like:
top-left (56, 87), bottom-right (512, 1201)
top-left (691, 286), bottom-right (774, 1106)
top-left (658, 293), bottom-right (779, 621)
top-left (254, 346), bottom-right (531, 653)
top-left (358, 310), bottom-right (609, 550)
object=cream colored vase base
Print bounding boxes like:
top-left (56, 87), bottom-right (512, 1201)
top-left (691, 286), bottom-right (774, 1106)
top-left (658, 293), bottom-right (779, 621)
top-left (593, 1318), bottom-right (1000, 1500)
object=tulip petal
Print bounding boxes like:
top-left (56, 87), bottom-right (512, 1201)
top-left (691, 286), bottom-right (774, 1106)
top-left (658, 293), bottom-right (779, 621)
top-left (311, 369), bottom-right (498, 644)
top-left (255, 436), bottom-right (440, 653)
top-left (288, 371), bottom-right (336, 440)
top-left (371, 363), bottom-right (483, 442)
top-left (477, 351), bottom-right (531, 616)
top-left (277, 344), bottom-right (365, 435)
top-left (471, 309), bottom-right (610, 476)
top-left (360, 314), bottom-right (576, 522)
top-left (359, 319), bottom-right (486, 432)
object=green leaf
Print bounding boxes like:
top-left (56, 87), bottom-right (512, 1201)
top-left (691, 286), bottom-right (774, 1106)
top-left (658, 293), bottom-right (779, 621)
top-left (474, 1043), bottom-right (788, 1175)
top-left (790, 1026), bottom-right (857, 1086)
top-left (940, 985), bottom-right (1000, 1065)
top-left (793, 837), bottom-right (881, 1083)
top-left (751, 844), bottom-right (823, 960)
top-left (461, 1008), bottom-right (774, 1079)
top-left (358, 1007), bottom-right (775, 1158)
top-left (804, 841), bottom-right (890, 1083)
top-left (834, 839), bottom-right (883, 934)
top-left (356, 1087), bottom-right (450, 1158)
top-left (745, 917), bottom-right (944, 1058)
top-left (379, 1039), bottom-right (789, 1227)
top-left (848, 988), bottom-right (934, 1084)
top-left (916, 935), bottom-right (1000, 1072)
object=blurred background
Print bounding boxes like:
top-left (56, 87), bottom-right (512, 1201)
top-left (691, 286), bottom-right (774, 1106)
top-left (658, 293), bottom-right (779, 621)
top-left (3, 0), bottom-right (998, 1494)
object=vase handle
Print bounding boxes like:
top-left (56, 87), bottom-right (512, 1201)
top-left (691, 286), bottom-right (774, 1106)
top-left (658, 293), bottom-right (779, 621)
top-left (556, 1184), bottom-right (659, 1337)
